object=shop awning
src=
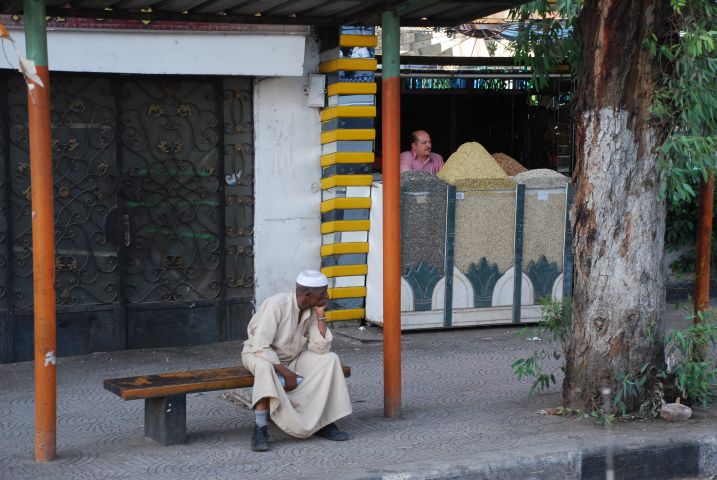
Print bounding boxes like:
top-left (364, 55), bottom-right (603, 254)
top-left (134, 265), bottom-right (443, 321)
top-left (0, 0), bottom-right (528, 27)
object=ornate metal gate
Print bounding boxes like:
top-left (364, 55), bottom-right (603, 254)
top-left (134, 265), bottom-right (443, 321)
top-left (0, 73), bottom-right (255, 363)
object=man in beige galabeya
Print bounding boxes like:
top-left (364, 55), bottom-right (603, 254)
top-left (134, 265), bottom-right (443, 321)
top-left (241, 269), bottom-right (352, 451)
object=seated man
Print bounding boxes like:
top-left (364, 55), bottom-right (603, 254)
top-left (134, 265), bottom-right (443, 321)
top-left (399, 129), bottom-right (444, 174)
top-left (241, 269), bottom-right (352, 451)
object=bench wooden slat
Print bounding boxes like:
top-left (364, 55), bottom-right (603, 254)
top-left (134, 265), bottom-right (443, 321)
top-left (104, 365), bottom-right (352, 401)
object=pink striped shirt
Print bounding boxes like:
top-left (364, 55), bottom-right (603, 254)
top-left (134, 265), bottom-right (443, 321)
top-left (399, 151), bottom-right (445, 175)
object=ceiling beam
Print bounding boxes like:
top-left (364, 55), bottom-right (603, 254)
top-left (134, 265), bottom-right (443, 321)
top-left (0, 0), bottom-right (24, 14)
top-left (40, 6), bottom-right (339, 25)
top-left (225, 0), bottom-right (264, 15)
top-left (186, 0), bottom-right (225, 13)
top-left (294, 0), bottom-right (336, 16)
top-left (0, 0), bottom-right (532, 27)
top-left (262, 0), bottom-right (308, 16)
top-left (382, 0), bottom-right (439, 22)
top-left (328, 0), bottom-right (404, 23)
top-left (340, 0), bottom-right (436, 26)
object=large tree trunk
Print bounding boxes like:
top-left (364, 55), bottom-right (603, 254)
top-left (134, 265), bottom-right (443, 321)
top-left (564, 0), bottom-right (669, 411)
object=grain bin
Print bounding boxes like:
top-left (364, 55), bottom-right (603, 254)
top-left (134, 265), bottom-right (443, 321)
top-left (440, 142), bottom-right (517, 280)
top-left (516, 169), bottom-right (571, 302)
top-left (364, 143), bottom-right (574, 330)
top-left (400, 171), bottom-right (451, 312)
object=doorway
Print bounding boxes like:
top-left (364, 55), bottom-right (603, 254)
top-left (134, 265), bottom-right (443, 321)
top-left (0, 73), bottom-right (255, 363)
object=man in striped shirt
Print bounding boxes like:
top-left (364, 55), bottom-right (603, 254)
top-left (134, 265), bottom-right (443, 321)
top-left (399, 129), bottom-right (444, 174)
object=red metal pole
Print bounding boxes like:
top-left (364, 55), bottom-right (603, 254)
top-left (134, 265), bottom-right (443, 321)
top-left (25, 0), bottom-right (57, 461)
top-left (382, 10), bottom-right (401, 418)
top-left (29, 65), bottom-right (57, 461)
top-left (694, 173), bottom-right (714, 326)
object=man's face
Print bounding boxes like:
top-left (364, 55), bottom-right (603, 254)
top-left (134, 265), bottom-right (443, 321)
top-left (306, 287), bottom-right (328, 309)
top-left (411, 132), bottom-right (432, 157)
top-left (311, 288), bottom-right (329, 307)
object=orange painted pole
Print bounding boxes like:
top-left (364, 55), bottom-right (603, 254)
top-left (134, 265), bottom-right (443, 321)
top-left (382, 10), bottom-right (401, 418)
top-left (694, 173), bottom-right (714, 332)
top-left (24, 0), bottom-right (57, 462)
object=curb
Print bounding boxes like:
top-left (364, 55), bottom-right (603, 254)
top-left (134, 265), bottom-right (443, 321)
top-left (349, 435), bottom-right (717, 480)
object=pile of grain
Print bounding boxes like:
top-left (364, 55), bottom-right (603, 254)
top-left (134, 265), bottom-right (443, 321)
top-left (400, 170), bottom-right (436, 184)
top-left (492, 152), bottom-right (527, 176)
top-left (514, 169), bottom-right (569, 188)
top-left (437, 142), bottom-right (515, 190)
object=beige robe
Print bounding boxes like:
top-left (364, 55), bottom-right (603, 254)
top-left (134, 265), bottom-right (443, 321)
top-left (241, 291), bottom-right (352, 438)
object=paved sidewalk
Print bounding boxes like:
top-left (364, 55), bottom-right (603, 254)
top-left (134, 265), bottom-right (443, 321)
top-left (1, 304), bottom-right (716, 480)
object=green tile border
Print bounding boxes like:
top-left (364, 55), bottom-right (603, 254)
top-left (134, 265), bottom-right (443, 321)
top-left (443, 185), bottom-right (457, 327)
top-left (563, 183), bottom-right (575, 300)
top-left (513, 184), bottom-right (525, 324)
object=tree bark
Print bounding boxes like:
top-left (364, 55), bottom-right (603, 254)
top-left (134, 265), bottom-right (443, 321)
top-left (564, 0), bottom-right (669, 411)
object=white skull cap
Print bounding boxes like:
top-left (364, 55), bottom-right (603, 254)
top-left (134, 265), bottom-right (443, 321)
top-left (296, 269), bottom-right (328, 287)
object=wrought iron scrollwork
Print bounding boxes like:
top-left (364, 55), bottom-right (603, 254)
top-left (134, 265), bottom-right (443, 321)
top-left (2, 73), bottom-right (256, 310)
top-left (7, 74), bottom-right (119, 308)
top-left (52, 76), bottom-right (118, 306)
top-left (7, 76), bottom-right (32, 309)
top-left (121, 79), bottom-right (222, 303)
top-left (223, 79), bottom-right (255, 295)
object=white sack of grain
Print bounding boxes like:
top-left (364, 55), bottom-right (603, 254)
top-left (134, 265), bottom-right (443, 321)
top-left (514, 168), bottom-right (570, 188)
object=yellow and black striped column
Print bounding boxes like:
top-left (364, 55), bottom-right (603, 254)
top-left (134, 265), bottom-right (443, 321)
top-left (318, 27), bottom-right (377, 323)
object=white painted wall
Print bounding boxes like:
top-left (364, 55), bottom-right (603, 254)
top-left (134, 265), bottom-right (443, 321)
top-left (1, 27), bottom-right (306, 76)
top-left (253, 35), bottom-right (323, 303)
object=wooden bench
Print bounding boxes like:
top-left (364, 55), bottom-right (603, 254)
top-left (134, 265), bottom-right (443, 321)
top-left (104, 364), bottom-right (351, 446)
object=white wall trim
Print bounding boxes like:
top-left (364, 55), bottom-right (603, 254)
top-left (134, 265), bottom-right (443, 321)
top-left (1, 28), bottom-right (306, 76)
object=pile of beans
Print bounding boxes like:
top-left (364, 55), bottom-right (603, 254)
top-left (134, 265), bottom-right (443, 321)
top-left (492, 152), bottom-right (527, 176)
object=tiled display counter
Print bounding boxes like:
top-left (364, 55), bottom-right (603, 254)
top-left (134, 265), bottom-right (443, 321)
top-left (365, 179), bottom-right (574, 330)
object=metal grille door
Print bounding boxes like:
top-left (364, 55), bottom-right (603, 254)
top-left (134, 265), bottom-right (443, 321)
top-left (120, 79), bottom-right (222, 304)
top-left (0, 74), bottom-right (255, 363)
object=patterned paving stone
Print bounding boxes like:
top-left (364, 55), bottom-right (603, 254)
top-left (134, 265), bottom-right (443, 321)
top-left (1, 305), bottom-right (717, 480)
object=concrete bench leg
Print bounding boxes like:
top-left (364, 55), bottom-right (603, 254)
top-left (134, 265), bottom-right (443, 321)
top-left (145, 395), bottom-right (186, 446)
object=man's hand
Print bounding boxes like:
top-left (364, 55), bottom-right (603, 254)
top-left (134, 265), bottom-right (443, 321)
top-left (314, 305), bottom-right (328, 337)
top-left (283, 371), bottom-right (301, 391)
top-left (274, 364), bottom-right (302, 392)
top-left (314, 304), bottom-right (327, 319)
